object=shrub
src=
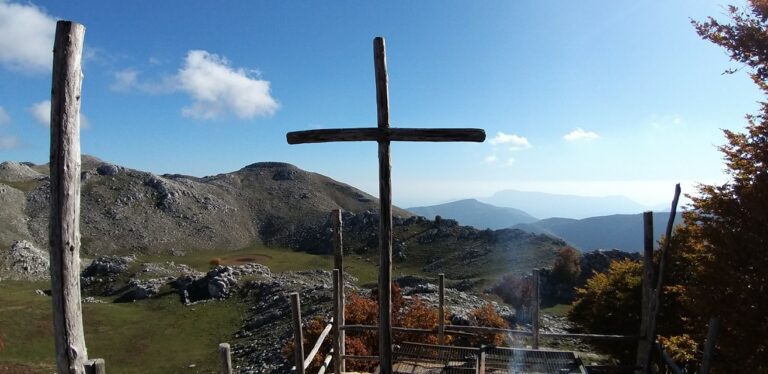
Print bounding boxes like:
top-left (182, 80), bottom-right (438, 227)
top-left (490, 274), bottom-right (533, 321)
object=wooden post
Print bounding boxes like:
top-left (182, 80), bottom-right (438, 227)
top-left (218, 343), bottom-right (232, 374)
top-left (332, 210), bottom-right (346, 372)
top-left (532, 269), bottom-right (540, 349)
top-left (438, 274), bottom-right (445, 345)
top-left (635, 211), bottom-right (654, 372)
top-left (84, 359), bottom-right (105, 374)
top-left (642, 184), bottom-right (682, 373)
top-left (333, 270), bottom-right (344, 374)
top-left (477, 345), bottom-right (486, 374)
top-left (700, 317), bottom-right (720, 374)
top-left (49, 20), bottom-right (88, 374)
top-left (374, 36), bottom-right (394, 374)
top-left (291, 293), bottom-right (305, 374)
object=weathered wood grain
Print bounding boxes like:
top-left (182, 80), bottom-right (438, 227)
top-left (218, 343), bottom-right (232, 374)
top-left (49, 20), bottom-right (88, 374)
top-left (287, 127), bottom-right (486, 144)
top-left (290, 293), bottom-right (305, 374)
top-left (374, 36), bottom-right (394, 374)
top-left (532, 269), bottom-right (540, 349)
top-left (635, 211), bottom-right (654, 371)
top-left (438, 274), bottom-right (445, 345)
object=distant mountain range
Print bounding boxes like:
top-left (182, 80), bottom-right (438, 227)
top-left (480, 189), bottom-right (652, 219)
top-left (512, 213), bottom-right (683, 252)
top-left (407, 199), bottom-right (538, 230)
top-left (406, 198), bottom-right (683, 252)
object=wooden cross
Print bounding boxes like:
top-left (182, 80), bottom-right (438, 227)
top-left (287, 37), bottom-right (485, 373)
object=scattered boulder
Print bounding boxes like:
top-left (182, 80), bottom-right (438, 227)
top-left (114, 278), bottom-right (165, 302)
top-left (0, 240), bottom-right (49, 281)
top-left (96, 163), bottom-right (120, 176)
top-left (0, 161), bottom-right (44, 182)
top-left (81, 256), bottom-right (135, 296)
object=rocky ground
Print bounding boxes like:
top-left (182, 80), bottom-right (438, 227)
top-left (0, 240), bottom-right (49, 281)
top-left (7, 250), bottom-right (604, 373)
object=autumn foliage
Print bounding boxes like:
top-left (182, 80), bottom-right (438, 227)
top-left (283, 282), bottom-right (509, 372)
top-left (489, 274), bottom-right (533, 322)
top-left (551, 246), bottom-right (581, 286)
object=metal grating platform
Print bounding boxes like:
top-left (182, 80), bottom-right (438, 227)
top-left (392, 342), bottom-right (587, 374)
top-left (484, 347), bottom-right (586, 374)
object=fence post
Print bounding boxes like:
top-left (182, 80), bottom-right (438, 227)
top-left (532, 269), bottom-right (540, 349)
top-left (84, 358), bottom-right (105, 374)
top-left (49, 20), bottom-right (88, 374)
top-left (438, 273), bottom-right (445, 345)
top-left (477, 345), bottom-right (486, 374)
top-left (219, 343), bottom-right (232, 374)
top-left (700, 317), bottom-right (720, 374)
top-left (332, 210), bottom-right (345, 372)
top-left (333, 270), bottom-right (344, 374)
top-left (291, 293), bottom-right (305, 374)
top-left (636, 211), bottom-right (654, 373)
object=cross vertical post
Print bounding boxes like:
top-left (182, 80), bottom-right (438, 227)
top-left (373, 36), bottom-right (394, 373)
top-left (286, 36), bottom-right (485, 373)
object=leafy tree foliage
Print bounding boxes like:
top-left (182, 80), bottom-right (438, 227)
top-left (453, 304), bottom-right (510, 347)
top-left (569, 2), bottom-right (768, 369)
top-left (568, 259), bottom-right (642, 336)
top-left (680, 1), bottom-right (768, 370)
top-left (551, 246), bottom-right (581, 286)
top-left (490, 274), bottom-right (533, 321)
top-left (567, 259), bottom-right (642, 362)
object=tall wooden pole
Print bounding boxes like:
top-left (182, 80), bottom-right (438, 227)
top-left (218, 343), bottom-right (233, 374)
top-left (438, 274), bottom-right (446, 345)
top-left (49, 20), bottom-right (88, 374)
top-left (332, 269), bottom-right (345, 374)
top-left (291, 293), bottom-right (305, 374)
top-left (331, 209), bottom-right (346, 373)
top-left (642, 184), bottom-right (682, 373)
top-left (532, 269), bottom-right (540, 349)
top-left (636, 211), bottom-right (654, 372)
top-left (700, 317), bottom-right (720, 374)
top-left (374, 36), bottom-right (393, 373)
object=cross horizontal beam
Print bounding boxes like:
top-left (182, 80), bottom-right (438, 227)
top-left (287, 127), bottom-right (486, 145)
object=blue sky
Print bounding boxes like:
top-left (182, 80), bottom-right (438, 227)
top-left (0, 0), bottom-right (760, 208)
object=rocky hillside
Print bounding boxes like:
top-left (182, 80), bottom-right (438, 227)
top-left (407, 199), bottom-right (538, 229)
top-left (298, 212), bottom-right (569, 282)
top-left (0, 156), bottom-right (411, 255)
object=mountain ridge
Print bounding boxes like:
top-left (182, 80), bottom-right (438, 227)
top-left (407, 198), bottom-right (538, 229)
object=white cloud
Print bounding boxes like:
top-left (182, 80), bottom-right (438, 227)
top-left (489, 132), bottom-right (532, 150)
top-left (29, 100), bottom-right (49, 125)
top-left (110, 69), bottom-right (139, 92)
top-left (29, 100), bottom-right (90, 128)
top-left (0, 135), bottom-right (18, 150)
top-left (0, 2), bottom-right (56, 72)
top-left (650, 114), bottom-right (683, 128)
top-left (484, 154), bottom-right (497, 163)
top-left (0, 106), bottom-right (10, 126)
top-left (178, 50), bottom-right (278, 119)
top-left (109, 68), bottom-right (175, 94)
top-left (506, 157), bottom-right (515, 166)
top-left (111, 50), bottom-right (279, 120)
top-left (563, 128), bottom-right (600, 142)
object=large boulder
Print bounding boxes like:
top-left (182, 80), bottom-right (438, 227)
top-left (0, 240), bottom-right (49, 281)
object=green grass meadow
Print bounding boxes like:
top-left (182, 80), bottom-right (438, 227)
top-left (0, 242), bottom-right (384, 373)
